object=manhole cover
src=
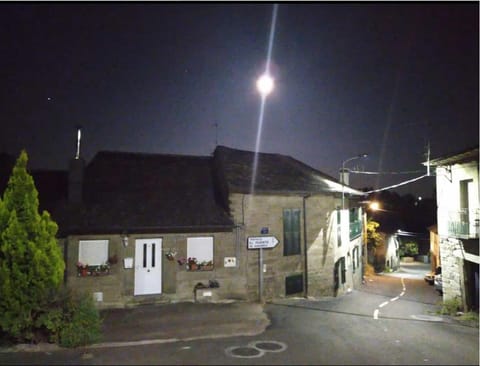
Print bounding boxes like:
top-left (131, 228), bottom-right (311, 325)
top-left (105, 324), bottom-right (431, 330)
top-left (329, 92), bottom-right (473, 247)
top-left (249, 340), bottom-right (288, 353)
top-left (225, 346), bottom-right (264, 359)
top-left (410, 314), bottom-right (443, 322)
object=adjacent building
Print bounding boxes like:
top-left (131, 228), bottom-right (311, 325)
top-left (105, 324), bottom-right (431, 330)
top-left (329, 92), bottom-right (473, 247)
top-left (427, 146), bottom-right (479, 311)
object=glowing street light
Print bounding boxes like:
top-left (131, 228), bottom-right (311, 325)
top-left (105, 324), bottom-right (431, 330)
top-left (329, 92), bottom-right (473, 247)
top-left (369, 201), bottom-right (380, 211)
top-left (256, 73), bottom-right (274, 97)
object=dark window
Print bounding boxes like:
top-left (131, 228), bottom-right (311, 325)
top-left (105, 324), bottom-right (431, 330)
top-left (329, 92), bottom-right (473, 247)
top-left (152, 243), bottom-right (156, 267)
top-left (143, 243), bottom-right (147, 268)
top-left (337, 209), bottom-right (342, 247)
top-left (353, 247), bottom-right (357, 271)
top-left (285, 274), bottom-right (303, 295)
top-left (283, 209), bottom-right (301, 256)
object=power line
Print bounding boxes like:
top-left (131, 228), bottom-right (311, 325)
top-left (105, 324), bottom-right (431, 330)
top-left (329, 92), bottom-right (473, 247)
top-left (363, 174), bottom-right (430, 194)
top-left (350, 169), bottom-right (425, 175)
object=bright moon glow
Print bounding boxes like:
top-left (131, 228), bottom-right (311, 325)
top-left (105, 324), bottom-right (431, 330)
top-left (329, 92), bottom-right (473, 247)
top-left (256, 74), bottom-right (274, 96)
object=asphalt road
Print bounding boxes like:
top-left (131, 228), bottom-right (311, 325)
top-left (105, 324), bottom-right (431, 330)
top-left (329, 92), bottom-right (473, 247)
top-left (1, 262), bottom-right (478, 365)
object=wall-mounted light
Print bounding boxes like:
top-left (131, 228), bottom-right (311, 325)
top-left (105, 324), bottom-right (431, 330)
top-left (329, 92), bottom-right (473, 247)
top-left (122, 234), bottom-right (129, 247)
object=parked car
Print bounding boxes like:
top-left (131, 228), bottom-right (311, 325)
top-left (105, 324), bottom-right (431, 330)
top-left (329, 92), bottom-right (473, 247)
top-left (424, 272), bottom-right (435, 285)
top-left (434, 266), bottom-right (442, 295)
top-left (425, 266), bottom-right (441, 286)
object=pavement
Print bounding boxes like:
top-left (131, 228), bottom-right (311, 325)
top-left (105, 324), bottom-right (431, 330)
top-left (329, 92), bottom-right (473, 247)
top-left (0, 300), bottom-right (270, 353)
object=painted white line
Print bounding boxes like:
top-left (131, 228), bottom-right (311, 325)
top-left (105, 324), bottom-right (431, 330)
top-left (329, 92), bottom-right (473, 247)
top-left (373, 309), bottom-right (379, 320)
top-left (379, 301), bottom-right (389, 308)
top-left (400, 291), bottom-right (405, 296)
top-left (390, 296), bottom-right (399, 302)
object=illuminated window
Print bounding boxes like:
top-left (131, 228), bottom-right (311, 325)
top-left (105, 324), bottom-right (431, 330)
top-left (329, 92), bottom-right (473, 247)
top-left (79, 240), bottom-right (109, 266)
top-left (187, 237), bottom-right (214, 271)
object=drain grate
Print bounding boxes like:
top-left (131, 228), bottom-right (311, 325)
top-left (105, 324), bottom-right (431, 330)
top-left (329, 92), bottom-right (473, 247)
top-left (225, 346), bottom-right (264, 359)
top-left (249, 340), bottom-right (288, 353)
top-left (225, 340), bottom-right (288, 359)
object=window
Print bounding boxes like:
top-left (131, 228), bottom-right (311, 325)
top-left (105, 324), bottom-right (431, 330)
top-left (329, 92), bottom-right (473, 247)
top-left (352, 246), bottom-right (359, 272)
top-left (79, 240), bottom-right (108, 266)
top-left (187, 237), bottom-right (214, 271)
top-left (339, 257), bottom-right (346, 284)
top-left (285, 273), bottom-right (303, 295)
top-left (337, 209), bottom-right (342, 247)
top-left (283, 209), bottom-right (301, 256)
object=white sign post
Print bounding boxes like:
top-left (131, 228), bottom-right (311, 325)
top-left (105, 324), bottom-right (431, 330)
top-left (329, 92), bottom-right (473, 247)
top-left (247, 236), bottom-right (279, 250)
top-left (247, 236), bottom-right (279, 303)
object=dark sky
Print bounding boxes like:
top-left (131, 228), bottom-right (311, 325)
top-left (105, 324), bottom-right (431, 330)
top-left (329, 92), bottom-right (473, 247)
top-left (0, 3), bottom-right (478, 198)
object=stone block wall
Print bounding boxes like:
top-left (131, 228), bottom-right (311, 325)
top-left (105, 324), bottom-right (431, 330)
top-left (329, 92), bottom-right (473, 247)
top-left (439, 237), bottom-right (464, 304)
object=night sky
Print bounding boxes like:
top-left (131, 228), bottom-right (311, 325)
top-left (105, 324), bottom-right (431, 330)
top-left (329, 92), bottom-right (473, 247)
top-left (1, 3), bottom-right (478, 198)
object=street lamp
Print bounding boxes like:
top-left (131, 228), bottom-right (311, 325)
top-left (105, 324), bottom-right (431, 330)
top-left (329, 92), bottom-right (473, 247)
top-left (256, 73), bottom-right (274, 97)
top-left (341, 153), bottom-right (368, 210)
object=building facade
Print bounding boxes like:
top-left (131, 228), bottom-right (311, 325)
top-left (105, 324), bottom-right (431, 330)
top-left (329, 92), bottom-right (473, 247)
top-left (428, 146), bottom-right (479, 311)
top-left (49, 146), bottom-right (366, 308)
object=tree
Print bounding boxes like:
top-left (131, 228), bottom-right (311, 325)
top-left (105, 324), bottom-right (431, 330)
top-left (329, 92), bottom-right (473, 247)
top-left (399, 241), bottom-right (419, 257)
top-left (0, 150), bottom-right (64, 340)
top-left (366, 218), bottom-right (382, 254)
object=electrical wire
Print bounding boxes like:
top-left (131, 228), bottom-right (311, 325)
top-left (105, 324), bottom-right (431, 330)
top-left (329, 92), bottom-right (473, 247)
top-left (363, 174), bottom-right (430, 194)
top-left (349, 169), bottom-right (426, 175)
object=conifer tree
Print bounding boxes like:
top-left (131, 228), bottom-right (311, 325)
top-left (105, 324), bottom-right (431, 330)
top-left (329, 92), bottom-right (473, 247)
top-left (0, 150), bottom-right (64, 340)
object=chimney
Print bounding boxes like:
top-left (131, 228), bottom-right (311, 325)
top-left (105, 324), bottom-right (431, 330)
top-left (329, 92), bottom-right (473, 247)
top-left (339, 168), bottom-right (350, 186)
top-left (68, 126), bottom-right (85, 203)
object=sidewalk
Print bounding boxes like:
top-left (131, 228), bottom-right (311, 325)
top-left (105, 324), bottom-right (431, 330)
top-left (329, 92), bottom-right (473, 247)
top-left (94, 300), bottom-right (270, 348)
top-left (0, 300), bottom-right (270, 352)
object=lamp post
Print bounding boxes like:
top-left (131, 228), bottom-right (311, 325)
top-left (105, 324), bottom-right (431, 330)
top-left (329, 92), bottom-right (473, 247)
top-left (341, 153), bottom-right (368, 210)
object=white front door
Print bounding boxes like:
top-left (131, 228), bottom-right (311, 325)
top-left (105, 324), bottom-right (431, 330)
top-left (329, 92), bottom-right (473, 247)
top-left (134, 238), bottom-right (162, 295)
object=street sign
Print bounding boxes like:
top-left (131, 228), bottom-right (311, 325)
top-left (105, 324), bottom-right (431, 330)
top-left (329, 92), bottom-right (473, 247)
top-left (247, 236), bottom-right (279, 250)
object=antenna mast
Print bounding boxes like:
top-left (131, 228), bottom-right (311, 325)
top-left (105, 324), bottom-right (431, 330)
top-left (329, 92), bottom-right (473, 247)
top-left (75, 125), bottom-right (82, 159)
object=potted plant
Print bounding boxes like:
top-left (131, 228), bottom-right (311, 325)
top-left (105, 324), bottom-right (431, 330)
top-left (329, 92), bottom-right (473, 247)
top-left (93, 262), bottom-right (110, 276)
top-left (165, 249), bottom-right (177, 261)
top-left (77, 261), bottom-right (89, 277)
top-left (199, 260), bottom-right (213, 271)
top-left (187, 257), bottom-right (198, 271)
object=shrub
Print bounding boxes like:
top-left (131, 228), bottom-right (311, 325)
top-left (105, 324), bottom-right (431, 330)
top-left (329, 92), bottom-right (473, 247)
top-left (59, 293), bottom-right (102, 348)
top-left (439, 297), bottom-right (462, 315)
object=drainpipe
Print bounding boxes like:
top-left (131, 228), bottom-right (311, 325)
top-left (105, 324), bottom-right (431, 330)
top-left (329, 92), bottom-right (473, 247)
top-left (303, 194), bottom-right (310, 298)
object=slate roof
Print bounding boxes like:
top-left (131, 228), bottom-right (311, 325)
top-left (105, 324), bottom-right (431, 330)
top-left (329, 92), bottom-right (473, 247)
top-left (427, 146), bottom-right (479, 167)
top-left (54, 151), bottom-right (234, 236)
top-left (213, 145), bottom-right (364, 196)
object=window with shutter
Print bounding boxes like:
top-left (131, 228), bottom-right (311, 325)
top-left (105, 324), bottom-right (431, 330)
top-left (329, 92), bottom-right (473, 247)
top-left (283, 208), bottom-right (301, 256)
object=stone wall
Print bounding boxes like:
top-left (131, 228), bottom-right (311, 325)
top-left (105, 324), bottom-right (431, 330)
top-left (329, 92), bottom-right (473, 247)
top-left (228, 193), bottom-right (362, 301)
top-left (439, 237), bottom-right (464, 304)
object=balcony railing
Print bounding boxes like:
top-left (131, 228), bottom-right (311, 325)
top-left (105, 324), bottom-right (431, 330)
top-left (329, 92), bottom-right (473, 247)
top-left (350, 220), bottom-right (362, 240)
top-left (447, 208), bottom-right (480, 238)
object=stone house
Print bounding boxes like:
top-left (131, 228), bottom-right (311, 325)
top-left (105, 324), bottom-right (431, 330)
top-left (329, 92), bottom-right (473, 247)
top-left (48, 145), bottom-right (366, 308)
top-left (427, 146), bottom-right (479, 311)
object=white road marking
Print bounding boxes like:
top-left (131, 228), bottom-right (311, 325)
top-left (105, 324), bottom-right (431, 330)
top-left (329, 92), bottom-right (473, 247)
top-left (372, 277), bottom-right (408, 320)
